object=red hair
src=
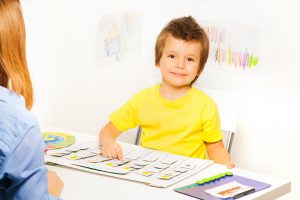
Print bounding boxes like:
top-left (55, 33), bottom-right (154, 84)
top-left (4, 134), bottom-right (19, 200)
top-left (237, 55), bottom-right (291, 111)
top-left (0, 0), bottom-right (33, 110)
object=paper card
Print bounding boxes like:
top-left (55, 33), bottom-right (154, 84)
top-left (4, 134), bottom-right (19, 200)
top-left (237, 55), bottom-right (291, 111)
top-left (161, 156), bottom-right (178, 165)
top-left (179, 161), bottom-right (196, 170)
top-left (121, 166), bottom-right (134, 171)
top-left (110, 159), bottom-right (130, 165)
top-left (86, 158), bottom-right (102, 163)
top-left (105, 163), bottom-right (119, 167)
top-left (88, 148), bottom-right (101, 154)
top-left (49, 150), bottom-right (71, 157)
top-left (125, 151), bottom-right (144, 160)
top-left (64, 146), bottom-right (82, 152)
top-left (153, 163), bottom-right (170, 169)
top-left (139, 171), bottom-right (153, 177)
top-left (66, 154), bottom-right (83, 160)
top-left (77, 151), bottom-right (97, 158)
top-left (142, 154), bottom-right (160, 162)
top-left (86, 156), bottom-right (112, 163)
top-left (135, 160), bottom-right (151, 166)
top-left (129, 164), bottom-right (143, 169)
top-left (147, 167), bottom-right (163, 173)
top-left (75, 142), bottom-right (94, 150)
top-left (205, 181), bottom-right (255, 199)
top-left (173, 167), bottom-right (189, 173)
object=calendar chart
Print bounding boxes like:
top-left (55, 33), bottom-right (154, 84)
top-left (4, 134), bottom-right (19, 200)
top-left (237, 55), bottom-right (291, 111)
top-left (44, 137), bottom-right (213, 188)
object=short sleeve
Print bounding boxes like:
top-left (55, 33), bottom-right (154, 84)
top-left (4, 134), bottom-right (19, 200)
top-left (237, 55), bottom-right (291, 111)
top-left (109, 94), bottom-right (139, 131)
top-left (201, 101), bottom-right (222, 143)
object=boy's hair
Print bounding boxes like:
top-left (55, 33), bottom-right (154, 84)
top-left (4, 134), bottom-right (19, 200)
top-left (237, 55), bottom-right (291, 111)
top-left (0, 0), bottom-right (33, 109)
top-left (155, 16), bottom-right (209, 84)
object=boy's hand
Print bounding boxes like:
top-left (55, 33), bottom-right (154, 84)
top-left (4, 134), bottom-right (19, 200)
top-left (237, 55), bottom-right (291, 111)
top-left (99, 122), bottom-right (123, 160)
top-left (101, 140), bottom-right (123, 160)
top-left (226, 160), bottom-right (235, 169)
top-left (47, 170), bottom-right (64, 197)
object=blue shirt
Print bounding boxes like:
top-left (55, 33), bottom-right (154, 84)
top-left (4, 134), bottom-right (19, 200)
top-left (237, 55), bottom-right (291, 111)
top-left (0, 86), bottom-right (59, 200)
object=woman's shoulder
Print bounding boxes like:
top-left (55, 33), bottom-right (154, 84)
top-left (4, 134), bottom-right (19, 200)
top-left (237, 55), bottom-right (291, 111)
top-left (0, 101), bottom-right (39, 158)
top-left (0, 99), bottom-right (37, 127)
top-left (0, 87), bottom-right (37, 128)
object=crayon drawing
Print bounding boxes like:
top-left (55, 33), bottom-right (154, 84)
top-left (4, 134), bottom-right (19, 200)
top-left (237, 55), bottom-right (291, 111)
top-left (199, 20), bottom-right (261, 71)
top-left (98, 12), bottom-right (142, 65)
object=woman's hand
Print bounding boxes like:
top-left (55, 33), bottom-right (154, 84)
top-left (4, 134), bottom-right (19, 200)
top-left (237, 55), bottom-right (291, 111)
top-left (47, 170), bottom-right (64, 197)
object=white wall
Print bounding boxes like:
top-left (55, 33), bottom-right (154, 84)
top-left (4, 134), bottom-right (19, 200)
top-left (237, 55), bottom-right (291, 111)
top-left (22, 0), bottom-right (299, 199)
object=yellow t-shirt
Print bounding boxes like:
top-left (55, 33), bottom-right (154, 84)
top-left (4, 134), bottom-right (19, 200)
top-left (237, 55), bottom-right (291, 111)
top-left (109, 84), bottom-right (222, 159)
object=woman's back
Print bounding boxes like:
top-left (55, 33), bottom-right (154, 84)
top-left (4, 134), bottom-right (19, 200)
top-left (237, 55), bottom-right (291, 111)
top-left (0, 86), bottom-right (49, 200)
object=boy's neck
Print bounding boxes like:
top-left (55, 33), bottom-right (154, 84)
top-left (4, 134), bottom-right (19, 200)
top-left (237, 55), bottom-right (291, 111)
top-left (159, 83), bottom-right (191, 100)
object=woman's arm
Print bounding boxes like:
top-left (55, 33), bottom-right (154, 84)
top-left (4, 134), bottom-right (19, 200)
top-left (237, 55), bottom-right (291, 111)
top-left (5, 125), bottom-right (63, 200)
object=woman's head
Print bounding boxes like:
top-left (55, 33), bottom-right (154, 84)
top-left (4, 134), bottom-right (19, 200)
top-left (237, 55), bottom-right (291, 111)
top-left (0, 0), bottom-right (33, 109)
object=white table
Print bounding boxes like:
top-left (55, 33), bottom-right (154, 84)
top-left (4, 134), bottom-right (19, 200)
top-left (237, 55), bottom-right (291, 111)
top-left (45, 130), bottom-right (290, 200)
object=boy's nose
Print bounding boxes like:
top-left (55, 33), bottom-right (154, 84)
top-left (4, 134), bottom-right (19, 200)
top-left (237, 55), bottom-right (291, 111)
top-left (176, 58), bottom-right (185, 69)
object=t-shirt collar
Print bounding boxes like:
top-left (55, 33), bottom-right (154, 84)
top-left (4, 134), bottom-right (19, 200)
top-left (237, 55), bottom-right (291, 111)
top-left (156, 84), bottom-right (195, 108)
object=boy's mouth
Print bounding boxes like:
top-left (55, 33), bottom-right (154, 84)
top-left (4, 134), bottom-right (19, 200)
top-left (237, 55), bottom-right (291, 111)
top-left (170, 72), bottom-right (187, 76)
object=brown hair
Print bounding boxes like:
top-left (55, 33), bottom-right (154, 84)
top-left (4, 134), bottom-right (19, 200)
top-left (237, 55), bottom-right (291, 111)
top-left (155, 16), bottom-right (209, 84)
top-left (0, 0), bottom-right (33, 110)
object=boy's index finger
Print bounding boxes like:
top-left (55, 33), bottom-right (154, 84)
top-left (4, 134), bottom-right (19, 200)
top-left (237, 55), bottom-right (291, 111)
top-left (116, 147), bottom-right (123, 160)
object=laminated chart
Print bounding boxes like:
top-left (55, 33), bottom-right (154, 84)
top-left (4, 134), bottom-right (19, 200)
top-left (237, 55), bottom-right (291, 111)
top-left (45, 139), bottom-right (213, 188)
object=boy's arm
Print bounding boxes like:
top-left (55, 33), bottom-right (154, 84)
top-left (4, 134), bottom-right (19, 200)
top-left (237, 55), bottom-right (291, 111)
top-left (99, 122), bottom-right (123, 160)
top-left (206, 141), bottom-right (235, 169)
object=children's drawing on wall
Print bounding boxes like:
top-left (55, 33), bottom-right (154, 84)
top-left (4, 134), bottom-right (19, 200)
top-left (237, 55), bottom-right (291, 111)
top-left (199, 20), bottom-right (261, 71)
top-left (97, 12), bottom-right (142, 66)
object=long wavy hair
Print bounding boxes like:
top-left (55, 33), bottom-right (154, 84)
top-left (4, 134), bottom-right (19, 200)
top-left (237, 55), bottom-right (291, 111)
top-left (0, 0), bottom-right (33, 110)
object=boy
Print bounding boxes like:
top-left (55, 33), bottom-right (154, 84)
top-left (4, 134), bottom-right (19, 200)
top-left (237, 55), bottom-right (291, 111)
top-left (99, 16), bottom-right (234, 168)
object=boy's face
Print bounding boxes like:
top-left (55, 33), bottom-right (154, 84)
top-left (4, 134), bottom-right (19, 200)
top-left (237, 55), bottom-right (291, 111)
top-left (156, 35), bottom-right (201, 88)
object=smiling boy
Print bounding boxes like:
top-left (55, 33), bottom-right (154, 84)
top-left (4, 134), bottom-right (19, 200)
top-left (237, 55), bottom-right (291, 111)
top-left (99, 16), bottom-right (234, 168)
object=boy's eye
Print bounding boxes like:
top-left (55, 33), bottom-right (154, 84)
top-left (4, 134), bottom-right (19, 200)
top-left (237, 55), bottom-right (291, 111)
top-left (167, 54), bottom-right (175, 58)
top-left (187, 58), bottom-right (194, 62)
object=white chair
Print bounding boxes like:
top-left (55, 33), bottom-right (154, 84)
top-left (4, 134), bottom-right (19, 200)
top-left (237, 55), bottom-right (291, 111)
top-left (221, 130), bottom-right (234, 153)
top-left (199, 87), bottom-right (240, 153)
